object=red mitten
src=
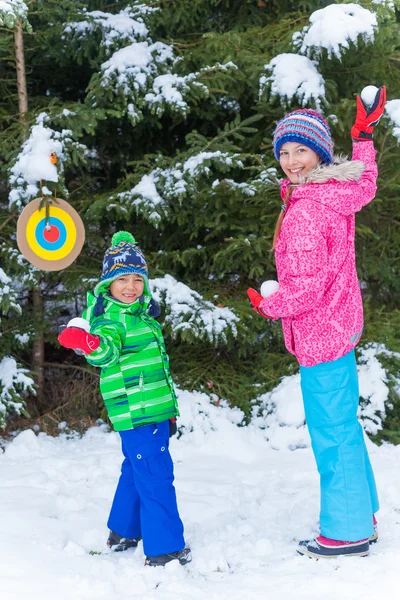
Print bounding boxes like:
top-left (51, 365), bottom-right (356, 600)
top-left (351, 86), bottom-right (386, 141)
top-left (247, 288), bottom-right (270, 319)
top-left (58, 327), bottom-right (100, 354)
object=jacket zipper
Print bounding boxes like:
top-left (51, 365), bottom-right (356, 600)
top-left (139, 372), bottom-right (145, 414)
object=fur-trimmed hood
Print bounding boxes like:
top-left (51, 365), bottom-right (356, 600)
top-left (281, 154), bottom-right (368, 217)
top-left (300, 155), bottom-right (365, 185)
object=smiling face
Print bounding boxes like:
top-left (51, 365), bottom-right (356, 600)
top-left (279, 142), bottom-right (320, 184)
top-left (109, 273), bottom-right (144, 304)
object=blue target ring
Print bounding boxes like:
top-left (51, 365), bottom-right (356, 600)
top-left (35, 216), bottom-right (67, 252)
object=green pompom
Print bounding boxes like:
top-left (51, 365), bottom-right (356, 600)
top-left (112, 231), bottom-right (136, 245)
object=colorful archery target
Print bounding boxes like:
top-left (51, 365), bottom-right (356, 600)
top-left (17, 198), bottom-right (85, 271)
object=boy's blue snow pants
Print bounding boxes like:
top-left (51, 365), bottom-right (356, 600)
top-left (107, 420), bottom-right (185, 557)
top-left (299, 350), bottom-right (379, 541)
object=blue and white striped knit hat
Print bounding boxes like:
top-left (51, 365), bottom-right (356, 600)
top-left (94, 231), bottom-right (149, 296)
top-left (273, 109), bottom-right (334, 165)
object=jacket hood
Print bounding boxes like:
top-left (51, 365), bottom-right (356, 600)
top-left (281, 155), bottom-right (366, 216)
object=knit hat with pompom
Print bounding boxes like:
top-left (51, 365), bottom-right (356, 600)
top-left (94, 231), bottom-right (149, 296)
top-left (273, 109), bottom-right (334, 165)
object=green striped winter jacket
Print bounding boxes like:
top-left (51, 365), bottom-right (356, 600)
top-left (82, 291), bottom-right (179, 432)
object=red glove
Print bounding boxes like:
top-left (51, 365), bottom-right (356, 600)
top-left (247, 288), bottom-right (270, 318)
top-left (58, 327), bottom-right (100, 354)
top-left (351, 86), bottom-right (386, 141)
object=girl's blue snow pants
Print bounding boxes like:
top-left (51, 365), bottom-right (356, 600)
top-left (299, 350), bottom-right (379, 541)
top-left (107, 419), bottom-right (185, 557)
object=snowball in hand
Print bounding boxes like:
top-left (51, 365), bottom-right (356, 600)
top-left (360, 85), bottom-right (379, 107)
top-left (260, 280), bottom-right (279, 298)
top-left (67, 317), bottom-right (90, 332)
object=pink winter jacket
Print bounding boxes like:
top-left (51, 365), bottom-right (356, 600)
top-left (260, 141), bottom-right (378, 367)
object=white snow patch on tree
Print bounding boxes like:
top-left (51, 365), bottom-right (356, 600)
top-left (385, 99), bottom-right (400, 141)
top-left (0, 356), bottom-right (34, 427)
top-left (260, 54), bottom-right (325, 108)
top-left (0, 0), bottom-right (30, 30)
top-left (294, 4), bottom-right (377, 59)
top-left (63, 6), bottom-right (151, 49)
top-left (150, 274), bottom-right (239, 343)
top-left (0, 267), bottom-right (21, 315)
top-left (8, 113), bottom-right (84, 209)
top-left (118, 151), bottom-right (244, 222)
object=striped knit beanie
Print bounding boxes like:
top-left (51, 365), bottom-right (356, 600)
top-left (94, 231), bottom-right (149, 296)
top-left (273, 109), bottom-right (334, 165)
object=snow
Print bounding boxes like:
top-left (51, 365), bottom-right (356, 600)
top-left (1, 375), bottom-right (400, 600)
top-left (150, 274), bottom-right (239, 342)
top-left (260, 54), bottom-right (325, 108)
top-left (294, 4), bottom-right (377, 59)
top-left (0, 356), bottom-right (34, 424)
top-left (385, 99), bottom-right (400, 141)
top-left (118, 151), bottom-right (244, 222)
top-left (8, 114), bottom-right (73, 208)
top-left (361, 85), bottom-right (379, 106)
top-left (63, 7), bottom-right (150, 48)
top-left (0, 0), bottom-right (28, 27)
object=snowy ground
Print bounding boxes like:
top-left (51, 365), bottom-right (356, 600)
top-left (2, 387), bottom-right (400, 600)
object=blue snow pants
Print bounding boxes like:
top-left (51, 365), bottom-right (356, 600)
top-left (299, 350), bottom-right (379, 541)
top-left (107, 420), bottom-right (185, 557)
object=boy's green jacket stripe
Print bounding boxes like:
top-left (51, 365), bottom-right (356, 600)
top-left (82, 291), bottom-right (179, 432)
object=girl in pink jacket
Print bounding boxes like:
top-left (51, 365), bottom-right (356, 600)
top-left (248, 87), bottom-right (386, 559)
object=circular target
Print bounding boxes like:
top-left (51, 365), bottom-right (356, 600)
top-left (17, 198), bottom-right (85, 271)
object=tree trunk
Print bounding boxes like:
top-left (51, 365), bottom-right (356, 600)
top-left (14, 22), bottom-right (28, 136)
top-left (14, 21), bottom-right (46, 404)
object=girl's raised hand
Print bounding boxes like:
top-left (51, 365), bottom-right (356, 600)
top-left (351, 85), bottom-right (386, 141)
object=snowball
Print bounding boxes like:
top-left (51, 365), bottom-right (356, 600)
top-left (361, 85), bottom-right (379, 107)
top-left (260, 280), bottom-right (279, 298)
top-left (67, 317), bottom-right (90, 332)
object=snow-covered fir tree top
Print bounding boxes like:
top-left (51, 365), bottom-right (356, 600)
top-left (260, 54), bottom-right (325, 108)
top-left (8, 113), bottom-right (85, 209)
top-left (293, 3), bottom-right (377, 59)
top-left (0, 0), bottom-right (30, 29)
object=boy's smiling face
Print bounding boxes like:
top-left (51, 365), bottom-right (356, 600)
top-left (109, 273), bottom-right (144, 303)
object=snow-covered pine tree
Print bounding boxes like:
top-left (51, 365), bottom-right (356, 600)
top-left (0, 0), bottom-right (399, 435)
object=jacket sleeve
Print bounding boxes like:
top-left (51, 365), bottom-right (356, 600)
top-left (260, 209), bottom-right (329, 319)
top-left (308, 141), bottom-right (377, 215)
top-left (81, 311), bottom-right (125, 369)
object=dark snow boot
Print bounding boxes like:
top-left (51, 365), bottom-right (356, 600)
top-left (297, 535), bottom-right (369, 559)
top-left (107, 530), bottom-right (141, 552)
top-left (145, 547), bottom-right (192, 567)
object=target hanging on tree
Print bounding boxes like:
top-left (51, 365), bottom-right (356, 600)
top-left (17, 198), bottom-right (85, 271)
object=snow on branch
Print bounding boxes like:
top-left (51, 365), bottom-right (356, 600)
top-left (293, 4), bottom-right (377, 60)
top-left (260, 53), bottom-right (325, 108)
top-left (385, 99), bottom-right (400, 141)
top-left (0, 267), bottom-right (21, 316)
top-left (150, 275), bottom-right (239, 344)
top-left (0, 0), bottom-right (30, 30)
top-left (0, 356), bottom-right (34, 428)
top-left (8, 113), bottom-right (85, 209)
top-left (63, 5), bottom-right (153, 53)
top-left (117, 151), bottom-right (244, 223)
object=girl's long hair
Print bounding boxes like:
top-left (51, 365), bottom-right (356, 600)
top-left (272, 186), bottom-right (293, 250)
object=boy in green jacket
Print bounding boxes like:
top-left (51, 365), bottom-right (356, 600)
top-left (58, 231), bottom-right (191, 567)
